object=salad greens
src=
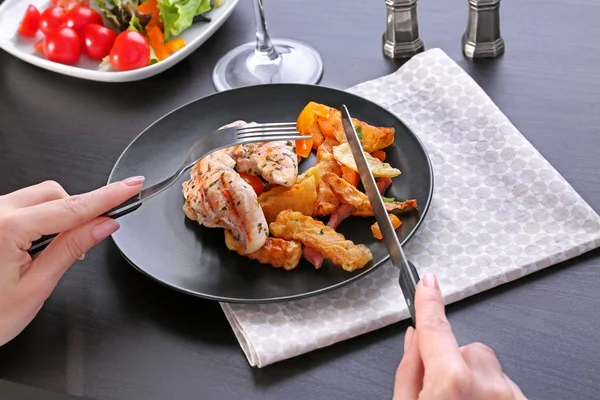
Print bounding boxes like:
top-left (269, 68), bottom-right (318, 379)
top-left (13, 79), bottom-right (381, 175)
top-left (158, 0), bottom-right (210, 39)
top-left (94, 0), bottom-right (225, 39)
top-left (95, 0), bottom-right (150, 32)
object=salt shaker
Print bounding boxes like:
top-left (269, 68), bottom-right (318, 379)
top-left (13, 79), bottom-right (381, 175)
top-left (462, 0), bottom-right (505, 59)
top-left (382, 0), bottom-right (424, 59)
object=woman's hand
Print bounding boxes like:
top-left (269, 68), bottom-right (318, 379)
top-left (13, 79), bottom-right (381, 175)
top-left (0, 177), bottom-right (144, 346)
top-left (393, 273), bottom-right (527, 400)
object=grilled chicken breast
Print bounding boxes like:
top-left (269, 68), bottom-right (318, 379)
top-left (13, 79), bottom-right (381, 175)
top-left (182, 151), bottom-right (268, 254)
top-left (231, 140), bottom-right (298, 187)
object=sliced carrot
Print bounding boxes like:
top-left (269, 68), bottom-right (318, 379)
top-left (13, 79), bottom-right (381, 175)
top-left (341, 165), bottom-right (360, 187)
top-left (138, 0), bottom-right (161, 28)
top-left (371, 150), bottom-right (386, 162)
top-left (238, 173), bottom-right (265, 196)
top-left (165, 38), bottom-right (186, 53)
top-left (146, 25), bottom-right (168, 61)
top-left (371, 214), bottom-right (402, 240)
top-left (137, 0), bottom-right (156, 14)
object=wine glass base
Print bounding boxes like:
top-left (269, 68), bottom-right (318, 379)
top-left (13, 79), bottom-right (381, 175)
top-left (212, 38), bottom-right (324, 92)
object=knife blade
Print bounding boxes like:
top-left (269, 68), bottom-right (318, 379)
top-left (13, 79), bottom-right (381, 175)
top-left (339, 104), bottom-right (420, 324)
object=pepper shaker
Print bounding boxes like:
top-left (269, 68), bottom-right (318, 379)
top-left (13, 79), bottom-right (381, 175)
top-left (382, 0), bottom-right (424, 59)
top-left (462, 0), bottom-right (505, 59)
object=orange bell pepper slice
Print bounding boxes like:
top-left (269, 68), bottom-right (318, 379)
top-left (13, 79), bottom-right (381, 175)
top-left (371, 150), bottom-right (386, 162)
top-left (316, 117), bottom-right (336, 140)
top-left (295, 102), bottom-right (338, 158)
top-left (146, 25), bottom-right (168, 61)
top-left (296, 135), bottom-right (313, 158)
top-left (165, 38), bottom-right (186, 53)
top-left (34, 39), bottom-right (44, 54)
top-left (238, 173), bottom-right (265, 196)
top-left (341, 165), bottom-right (360, 187)
top-left (138, 0), bottom-right (161, 28)
top-left (310, 122), bottom-right (324, 151)
top-left (371, 214), bottom-right (402, 240)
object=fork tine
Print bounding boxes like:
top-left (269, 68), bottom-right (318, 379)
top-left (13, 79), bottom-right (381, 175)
top-left (237, 126), bottom-right (298, 133)
top-left (236, 130), bottom-right (303, 140)
top-left (238, 122), bottom-right (296, 129)
top-left (237, 134), bottom-right (310, 144)
top-left (236, 123), bottom-right (297, 134)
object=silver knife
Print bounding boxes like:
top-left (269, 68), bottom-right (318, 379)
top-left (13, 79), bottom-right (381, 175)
top-left (340, 105), bottom-right (420, 324)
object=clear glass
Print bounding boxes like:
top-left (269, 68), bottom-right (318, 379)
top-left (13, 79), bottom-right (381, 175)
top-left (212, 0), bottom-right (324, 91)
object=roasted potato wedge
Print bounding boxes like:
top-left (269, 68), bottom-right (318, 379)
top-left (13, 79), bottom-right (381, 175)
top-left (321, 172), bottom-right (417, 217)
top-left (333, 143), bottom-right (401, 178)
top-left (270, 210), bottom-right (373, 272)
top-left (225, 230), bottom-right (302, 270)
top-left (258, 175), bottom-right (317, 223)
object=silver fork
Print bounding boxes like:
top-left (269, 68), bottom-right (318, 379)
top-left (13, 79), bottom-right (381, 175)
top-left (27, 122), bottom-right (309, 255)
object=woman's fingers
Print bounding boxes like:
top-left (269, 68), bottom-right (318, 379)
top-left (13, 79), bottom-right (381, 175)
top-left (7, 176), bottom-right (143, 243)
top-left (461, 343), bottom-right (519, 400)
top-left (19, 217), bottom-right (120, 303)
top-left (504, 374), bottom-right (528, 399)
top-left (0, 181), bottom-right (69, 211)
top-left (460, 342), bottom-right (504, 376)
top-left (393, 326), bottom-right (424, 400)
top-left (414, 273), bottom-right (463, 371)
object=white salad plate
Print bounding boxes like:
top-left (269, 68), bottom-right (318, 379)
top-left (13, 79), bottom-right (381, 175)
top-left (0, 0), bottom-right (239, 82)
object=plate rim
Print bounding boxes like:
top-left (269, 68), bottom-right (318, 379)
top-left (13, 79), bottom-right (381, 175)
top-left (107, 83), bottom-right (435, 303)
top-left (0, 0), bottom-right (239, 82)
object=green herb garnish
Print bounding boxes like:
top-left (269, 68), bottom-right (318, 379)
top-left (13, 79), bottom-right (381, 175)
top-left (355, 126), bottom-right (363, 140)
top-left (382, 196), bottom-right (395, 203)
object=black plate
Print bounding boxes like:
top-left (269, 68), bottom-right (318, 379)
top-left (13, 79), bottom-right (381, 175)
top-left (108, 84), bottom-right (433, 303)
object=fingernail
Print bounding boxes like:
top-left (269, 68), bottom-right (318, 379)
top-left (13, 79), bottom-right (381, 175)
top-left (123, 176), bottom-right (145, 186)
top-left (404, 326), bottom-right (414, 352)
top-left (78, 253), bottom-right (86, 261)
top-left (422, 272), bottom-right (438, 289)
top-left (92, 219), bottom-right (120, 241)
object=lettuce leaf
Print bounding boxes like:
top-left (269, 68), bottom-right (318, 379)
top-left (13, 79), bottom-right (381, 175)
top-left (158, 0), bottom-right (212, 39)
top-left (127, 12), bottom-right (144, 32)
top-left (93, 0), bottom-right (150, 32)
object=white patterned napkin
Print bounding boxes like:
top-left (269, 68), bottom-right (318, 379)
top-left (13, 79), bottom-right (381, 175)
top-left (221, 48), bottom-right (600, 368)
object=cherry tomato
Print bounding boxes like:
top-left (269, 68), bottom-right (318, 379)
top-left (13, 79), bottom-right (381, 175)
top-left (81, 24), bottom-right (116, 60)
top-left (64, 6), bottom-right (102, 33)
top-left (18, 5), bottom-right (40, 38)
top-left (40, 6), bottom-right (65, 35)
top-left (110, 30), bottom-right (150, 71)
top-left (43, 27), bottom-right (81, 65)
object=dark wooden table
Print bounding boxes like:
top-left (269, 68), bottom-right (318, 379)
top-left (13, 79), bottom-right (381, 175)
top-left (1, 0), bottom-right (599, 399)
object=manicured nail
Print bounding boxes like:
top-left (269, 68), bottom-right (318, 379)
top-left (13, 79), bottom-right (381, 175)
top-left (92, 219), bottom-right (120, 241)
top-left (422, 272), bottom-right (438, 289)
top-left (78, 253), bottom-right (86, 261)
top-left (123, 176), bottom-right (145, 186)
top-left (404, 326), bottom-right (414, 352)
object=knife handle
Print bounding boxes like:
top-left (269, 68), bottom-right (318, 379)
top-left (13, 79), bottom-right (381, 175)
top-left (398, 260), bottom-right (420, 326)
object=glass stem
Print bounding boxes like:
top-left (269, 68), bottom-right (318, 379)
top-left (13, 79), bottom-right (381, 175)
top-left (252, 0), bottom-right (279, 63)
